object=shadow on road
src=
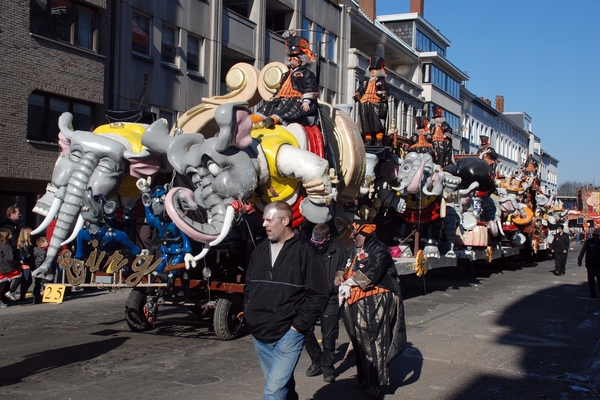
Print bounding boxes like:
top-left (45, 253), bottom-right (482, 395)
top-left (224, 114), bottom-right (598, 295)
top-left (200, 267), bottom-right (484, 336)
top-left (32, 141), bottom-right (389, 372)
top-left (401, 258), bottom-right (541, 300)
top-left (0, 337), bottom-right (129, 386)
top-left (449, 280), bottom-right (599, 399)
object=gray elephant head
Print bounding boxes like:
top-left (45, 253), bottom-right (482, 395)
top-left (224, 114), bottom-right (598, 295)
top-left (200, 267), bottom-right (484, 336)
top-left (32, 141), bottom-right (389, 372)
top-left (396, 152), bottom-right (445, 198)
top-left (142, 102), bottom-right (258, 244)
top-left (32, 113), bottom-right (158, 281)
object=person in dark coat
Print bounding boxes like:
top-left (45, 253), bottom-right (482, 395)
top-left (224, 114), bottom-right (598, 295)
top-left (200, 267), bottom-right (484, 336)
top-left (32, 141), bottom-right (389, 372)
top-left (429, 107), bottom-right (455, 167)
top-left (254, 31), bottom-right (319, 129)
top-left (408, 116), bottom-right (435, 158)
top-left (551, 225), bottom-right (570, 276)
top-left (476, 135), bottom-right (499, 173)
top-left (353, 56), bottom-right (389, 145)
top-left (577, 229), bottom-right (600, 298)
top-left (244, 201), bottom-right (329, 400)
top-left (339, 220), bottom-right (407, 399)
top-left (1, 206), bottom-right (22, 255)
top-left (304, 223), bottom-right (349, 383)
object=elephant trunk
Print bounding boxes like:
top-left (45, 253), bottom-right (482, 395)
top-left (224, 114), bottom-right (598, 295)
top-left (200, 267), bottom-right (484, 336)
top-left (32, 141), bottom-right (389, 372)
top-left (33, 152), bottom-right (100, 281)
top-left (166, 187), bottom-right (231, 244)
top-left (406, 158), bottom-right (426, 194)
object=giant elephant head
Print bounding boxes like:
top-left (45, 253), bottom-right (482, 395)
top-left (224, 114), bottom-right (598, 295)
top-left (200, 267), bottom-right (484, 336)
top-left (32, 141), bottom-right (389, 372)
top-left (445, 156), bottom-right (495, 196)
top-left (32, 113), bottom-right (161, 281)
top-left (395, 152), bottom-right (455, 198)
top-left (141, 102), bottom-right (258, 245)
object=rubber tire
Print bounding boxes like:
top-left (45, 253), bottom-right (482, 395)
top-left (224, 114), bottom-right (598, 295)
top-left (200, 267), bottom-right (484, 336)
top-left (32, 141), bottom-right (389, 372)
top-left (125, 289), bottom-right (153, 332)
top-left (213, 297), bottom-right (244, 341)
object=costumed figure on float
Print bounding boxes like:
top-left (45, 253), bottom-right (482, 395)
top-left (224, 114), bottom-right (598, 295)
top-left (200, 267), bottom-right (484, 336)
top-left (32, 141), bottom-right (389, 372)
top-left (429, 107), bottom-right (455, 168)
top-left (353, 56), bottom-right (389, 146)
top-left (252, 31), bottom-right (319, 129)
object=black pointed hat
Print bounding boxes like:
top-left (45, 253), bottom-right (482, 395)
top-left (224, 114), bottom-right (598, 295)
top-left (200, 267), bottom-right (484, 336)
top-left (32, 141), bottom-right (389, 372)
top-left (415, 116), bottom-right (429, 130)
top-left (368, 56), bottom-right (385, 71)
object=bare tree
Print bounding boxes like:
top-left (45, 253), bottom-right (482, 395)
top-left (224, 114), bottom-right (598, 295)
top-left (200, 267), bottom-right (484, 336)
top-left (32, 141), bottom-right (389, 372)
top-left (558, 181), bottom-right (592, 196)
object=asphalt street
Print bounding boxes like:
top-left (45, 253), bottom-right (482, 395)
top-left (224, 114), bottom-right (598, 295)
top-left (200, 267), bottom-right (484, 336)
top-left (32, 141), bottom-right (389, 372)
top-left (1, 243), bottom-right (600, 400)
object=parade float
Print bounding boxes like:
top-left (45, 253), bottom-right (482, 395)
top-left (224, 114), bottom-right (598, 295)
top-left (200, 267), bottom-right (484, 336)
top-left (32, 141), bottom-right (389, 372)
top-left (29, 57), bottom-right (542, 339)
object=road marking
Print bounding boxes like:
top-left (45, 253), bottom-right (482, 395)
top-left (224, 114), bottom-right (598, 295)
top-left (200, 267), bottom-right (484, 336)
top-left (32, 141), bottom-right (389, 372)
top-left (479, 310), bottom-right (495, 316)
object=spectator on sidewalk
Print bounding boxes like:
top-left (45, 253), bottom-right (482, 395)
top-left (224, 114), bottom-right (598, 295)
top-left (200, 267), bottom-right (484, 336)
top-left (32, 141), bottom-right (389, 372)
top-left (551, 225), bottom-right (570, 276)
top-left (1, 206), bottom-right (22, 250)
top-left (5, 227), bottom-right (36, 302)
top-left (243, 201), bottom-right (328, 400)
top-left (304, 223), bottom-right (349, 383)
top-left (577, 230), bottom-right (600, 298)
top-left (0, 229), bottom-right (21, 307)
top-left (32, 236), bottom-right (48, 304)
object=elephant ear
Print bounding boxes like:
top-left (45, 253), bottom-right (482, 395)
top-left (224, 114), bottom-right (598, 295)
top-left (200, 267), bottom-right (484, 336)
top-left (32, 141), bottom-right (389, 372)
top-left (142, 118), bottom-right (206, 175)
top-left (214, 102), bottom-right (253, 153)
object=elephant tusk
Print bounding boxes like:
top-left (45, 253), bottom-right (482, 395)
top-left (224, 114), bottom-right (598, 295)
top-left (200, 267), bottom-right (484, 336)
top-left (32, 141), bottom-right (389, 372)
top-left (458, 181), bottom-right (479, 195)
top-left (185, 205), bottom-right (237, 268)
top-left (61, 214), bottom-right (85, 246)
top-left (497, 220), bottom-right (505, 236)
top-left (32, 196), bottom-right (63, 235)
top-left (209, 205), bottom-right (235, 247)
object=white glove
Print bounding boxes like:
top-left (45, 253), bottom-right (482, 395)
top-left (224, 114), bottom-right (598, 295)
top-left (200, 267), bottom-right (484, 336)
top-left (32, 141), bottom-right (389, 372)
top-left (338, 284), bottom-right (351, 306)
top-left (136, 176), bottom-right (152, 193)
top-left (184, 253), bottom-right (197, 270)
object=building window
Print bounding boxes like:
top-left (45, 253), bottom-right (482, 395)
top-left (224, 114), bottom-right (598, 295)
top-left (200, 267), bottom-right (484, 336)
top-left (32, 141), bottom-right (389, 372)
top-left (223, 0), bottom-right (249, 18)
top-left (302, 18), bottom-right (312, 45)
top-left (161, 24), bottom-right (178, 65)
top-left (315, 25), bottom-right (324, 57)
top-left (327, 33), bottom-right (337, 63)
top-left (27, 92), bottom-right (93, 143)
top-left (30, 0), bottom-right (97, 51)
top-left (416, 30), bottom-right (444, 57)
top-left (423, 64), bottom-right (460, 99)
top-left (132, 12), bottom-right (151, 56)
top-left (187, 34), bottom-right (203, 75)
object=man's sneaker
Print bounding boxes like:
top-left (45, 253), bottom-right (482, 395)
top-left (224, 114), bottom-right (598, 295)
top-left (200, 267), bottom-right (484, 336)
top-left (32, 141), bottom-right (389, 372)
top-left (306, 363), bottom-right (322, 377)
top-left (5, 292), bottom-right (17, 301)
top-left (0, 302), bottom-right (7, 308)
top-left (323, 373), bottom-right (335, 383)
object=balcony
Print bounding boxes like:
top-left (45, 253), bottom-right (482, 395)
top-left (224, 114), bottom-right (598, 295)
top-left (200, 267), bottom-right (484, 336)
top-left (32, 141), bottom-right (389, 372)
top-left (222, 8), bottom-right (256, 59)
top-left (265, 30), bottom-right (286, 63)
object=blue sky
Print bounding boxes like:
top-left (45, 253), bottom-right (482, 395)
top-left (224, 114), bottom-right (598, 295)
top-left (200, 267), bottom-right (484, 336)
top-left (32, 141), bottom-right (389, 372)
top-left (377, 0), bottom-right (600, 186)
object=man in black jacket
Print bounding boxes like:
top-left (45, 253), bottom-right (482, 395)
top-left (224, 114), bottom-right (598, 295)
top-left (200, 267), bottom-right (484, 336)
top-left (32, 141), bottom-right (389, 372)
top-left (304, 223), bottom-right (349, 383)
top-left (244, 201), bottom-right (328, 400)
top-left (551, 225), bottom-right (570, 276)
top-left (578, 230), bottom-right (600, 298)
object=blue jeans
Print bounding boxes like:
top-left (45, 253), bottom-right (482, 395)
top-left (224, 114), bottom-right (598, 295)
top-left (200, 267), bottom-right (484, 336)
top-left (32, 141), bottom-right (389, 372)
top-left (253, 328), bottom-right (305, 400)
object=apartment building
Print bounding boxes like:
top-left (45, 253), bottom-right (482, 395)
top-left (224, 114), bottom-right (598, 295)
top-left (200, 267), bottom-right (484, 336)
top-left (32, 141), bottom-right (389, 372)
top-left (0, 0), bottom-right (559, 224)
top-left (378, 1), bottom-right (468, 149)
top-left (0, 0), bottom-right (111, 226)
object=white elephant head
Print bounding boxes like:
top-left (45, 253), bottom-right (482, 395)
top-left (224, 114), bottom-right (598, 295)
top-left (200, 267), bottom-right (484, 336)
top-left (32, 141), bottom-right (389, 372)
top-left (32, 113), bottom-right (160, 281)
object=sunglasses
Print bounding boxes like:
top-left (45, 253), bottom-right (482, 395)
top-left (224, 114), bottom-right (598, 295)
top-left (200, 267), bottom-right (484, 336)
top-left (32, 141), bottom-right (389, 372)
top-left (310, 235), bottom-right (330, 246)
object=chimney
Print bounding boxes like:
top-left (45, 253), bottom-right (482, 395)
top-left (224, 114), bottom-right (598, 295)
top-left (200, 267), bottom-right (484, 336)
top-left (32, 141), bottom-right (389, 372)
top-left (360, 0), bottom-right (376, 21)
top-left (410, 0), bottom-right (424, 16)
top-left (479, 97), bottom-right (491, 106)
top-left (495, 95), bottom-right (505, 113)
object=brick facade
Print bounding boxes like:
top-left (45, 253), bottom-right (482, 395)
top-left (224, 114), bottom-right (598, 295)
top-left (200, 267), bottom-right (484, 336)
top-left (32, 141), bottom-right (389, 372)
top-left (0, 0), bottom-right (110, 184)
top-left (0, 0), bottom-right (110, 199)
